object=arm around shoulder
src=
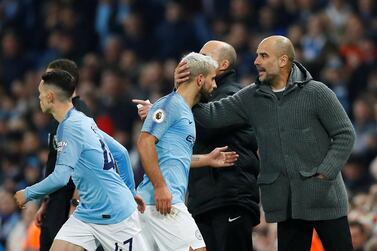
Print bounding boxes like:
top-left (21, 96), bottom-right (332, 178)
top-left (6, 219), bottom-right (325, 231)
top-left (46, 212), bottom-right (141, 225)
top-left (193, 88), bottom-right (250, 129)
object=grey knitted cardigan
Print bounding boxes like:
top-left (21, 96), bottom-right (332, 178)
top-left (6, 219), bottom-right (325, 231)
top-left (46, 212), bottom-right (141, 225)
top-left (193, 62), bottom-right (356, 222)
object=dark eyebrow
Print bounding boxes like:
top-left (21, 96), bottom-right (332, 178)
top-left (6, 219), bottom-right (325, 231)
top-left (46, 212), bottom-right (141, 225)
top-left (257, 52), bottom-right (268, 56)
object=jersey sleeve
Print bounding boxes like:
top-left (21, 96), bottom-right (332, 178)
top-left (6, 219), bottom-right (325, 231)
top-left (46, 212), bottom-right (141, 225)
top-left (25, 164), bottom-right (72, 201)
top-left (141, 99), bottom-right (177, 140)
top-left (99, 130), bottom-right (136, 196)
top-left (55, 121), bottom-right (83, 169)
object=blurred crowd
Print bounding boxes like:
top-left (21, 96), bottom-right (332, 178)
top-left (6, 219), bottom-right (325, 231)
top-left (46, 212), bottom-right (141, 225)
top-left (0, 0), bottom-right (376, 250)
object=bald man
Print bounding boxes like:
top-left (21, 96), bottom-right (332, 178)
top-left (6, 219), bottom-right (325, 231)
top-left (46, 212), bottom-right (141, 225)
top-left (193, 36), bottom-right (355, 251)
top-left (186, 41), bottom-right (259, 251)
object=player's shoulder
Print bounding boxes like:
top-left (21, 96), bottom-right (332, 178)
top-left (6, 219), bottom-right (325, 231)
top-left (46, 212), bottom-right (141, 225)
top-left (59, 109), bottom-right (88, 135)
top-left (147, 92), bottom-right (185, 124)
top-left (153, 92), bottom-right (185, 110)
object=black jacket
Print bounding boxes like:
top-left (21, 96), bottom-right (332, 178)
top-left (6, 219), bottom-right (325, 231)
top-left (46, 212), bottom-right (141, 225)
top-left (42, 97), bottom-right (92, 236)
top-left (188, 70), bottom-right (260, 223)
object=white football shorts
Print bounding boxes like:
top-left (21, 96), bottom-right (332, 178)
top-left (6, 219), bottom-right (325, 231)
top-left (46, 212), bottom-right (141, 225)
top-left (55, 210), bottom-right (149, 251)
top-left (139, 203), bottom-right (206, 251)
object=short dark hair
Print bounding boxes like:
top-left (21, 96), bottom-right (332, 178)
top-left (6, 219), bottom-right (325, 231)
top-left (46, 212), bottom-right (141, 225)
top-left (41, 70), bottom-right (75, 100)
top-left (47, 59), bottom-right (79, 85)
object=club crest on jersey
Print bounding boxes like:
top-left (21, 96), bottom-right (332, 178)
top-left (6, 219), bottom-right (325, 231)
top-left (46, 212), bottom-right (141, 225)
top-left (195, 230), bottom-right (203, 240)
top-left (56, 141), bottom-right (67, 152)
top-left (153, 109), bottom-right (165, 123)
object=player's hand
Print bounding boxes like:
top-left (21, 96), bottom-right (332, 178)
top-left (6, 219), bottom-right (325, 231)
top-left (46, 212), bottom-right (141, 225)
top-left (134, 194), bottom-right (146, 214)
top-left (14, 190), bottom-right (27, 209)
top-left (35, 201), bottom-right (47, 227)
top-left (132, 99), bottom-right (152, 120)
top-left (154, 185), bottom-right (172, 215)
top-left (174, 61), bottom-right (190, 85)
top-left (207, 146), bottom-right (239, 168)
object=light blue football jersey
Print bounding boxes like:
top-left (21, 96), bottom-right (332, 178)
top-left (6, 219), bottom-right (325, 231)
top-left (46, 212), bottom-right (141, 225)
top-left (25, 108), bottom-right (137, 224)
top-left (137, 91), bottom-right (196, 205)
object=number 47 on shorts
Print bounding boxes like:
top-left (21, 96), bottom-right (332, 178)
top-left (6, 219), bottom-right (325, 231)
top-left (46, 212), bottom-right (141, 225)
top-left (114, 237), bottom-right (132, 251)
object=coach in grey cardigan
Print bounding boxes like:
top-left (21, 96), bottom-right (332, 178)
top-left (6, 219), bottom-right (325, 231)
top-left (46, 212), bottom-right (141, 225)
top-left (193, 36), bottom-right (355, 251)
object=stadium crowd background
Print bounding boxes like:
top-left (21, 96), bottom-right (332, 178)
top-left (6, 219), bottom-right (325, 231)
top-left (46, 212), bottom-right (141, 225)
top-left (0, 0), bottom-right (376, 250)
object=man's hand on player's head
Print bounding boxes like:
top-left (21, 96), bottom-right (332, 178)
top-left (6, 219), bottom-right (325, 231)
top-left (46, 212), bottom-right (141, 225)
top-left (174, 61), bottom-right (190, 85)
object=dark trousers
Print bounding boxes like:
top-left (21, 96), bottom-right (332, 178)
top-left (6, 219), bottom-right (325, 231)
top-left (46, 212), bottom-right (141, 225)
top-left (194, 206), bottom-right (255, 251)
top-left (40, 226), bottom-right (54, 251)
top-left (277, 216), bottom-right (353, 251)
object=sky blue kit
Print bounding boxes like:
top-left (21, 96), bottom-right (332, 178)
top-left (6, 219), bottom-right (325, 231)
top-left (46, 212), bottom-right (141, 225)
top-left (137, 91), bottom-right (196, 205)
top-left (25, 108), bottom-right (137, 224)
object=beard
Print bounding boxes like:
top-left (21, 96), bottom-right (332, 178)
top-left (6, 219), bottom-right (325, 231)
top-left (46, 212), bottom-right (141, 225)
top-left (259, 72), bottom-right (279, 86)
top-left (260, 78), bottom-right (273, 86)
top-left (199, 88), bottom-right (213, 102)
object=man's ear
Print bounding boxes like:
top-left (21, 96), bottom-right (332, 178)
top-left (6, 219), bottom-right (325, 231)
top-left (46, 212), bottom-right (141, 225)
top-left (196, 74), bottom-right (204, 87)
top-left (279, 55), bottom-right (289, 68)
top-left (47, 91), bottom-right (55, 104)
top-left (219, 59), bottom-right (230, 71)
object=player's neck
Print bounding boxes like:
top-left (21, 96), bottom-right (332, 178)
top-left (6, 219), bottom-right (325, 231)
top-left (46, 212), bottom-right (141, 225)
top-left (176, 85), bottom-right (196, 108)
top-left (52, 102), bottom-right (74, 123)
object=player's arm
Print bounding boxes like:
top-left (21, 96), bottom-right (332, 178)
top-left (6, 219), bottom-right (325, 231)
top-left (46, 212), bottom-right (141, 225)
top-left (35, 198), bottom-right (47, 227)
top-left (137, 132), bottom-right (172, 215)
top-left (193, 87), bottom-right (250, 129)
top-left (14, 164), bottom-right (72, 208)
top-left (100, 130), bottom-right (146, 212)
top-left (99, 130), bottom-right (136, 195)
top-left (15, 123), bottom-right (81, 209)
top-left (190, 146), bottom-right (239, 168)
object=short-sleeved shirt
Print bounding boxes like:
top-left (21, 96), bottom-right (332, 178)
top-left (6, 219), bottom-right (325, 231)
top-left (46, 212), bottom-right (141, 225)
top-left (137, 91), bottom-right (196, 205)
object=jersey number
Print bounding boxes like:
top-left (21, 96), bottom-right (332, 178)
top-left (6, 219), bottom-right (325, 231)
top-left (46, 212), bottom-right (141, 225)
top-left (114, 238), bottom-right (133, 251)
top-left (99, 139), bottom-right (115, 170)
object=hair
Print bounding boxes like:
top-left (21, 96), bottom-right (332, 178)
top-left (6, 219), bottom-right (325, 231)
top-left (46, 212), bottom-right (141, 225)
top-left (180, 52), bottom-right (218, 84)
top-left (47, 59), bottom-right (79, 85)
top-left (41, 70), bottom-right (75, 101)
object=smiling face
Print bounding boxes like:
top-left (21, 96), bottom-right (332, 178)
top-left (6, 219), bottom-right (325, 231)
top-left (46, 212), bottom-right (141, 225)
top-left (254, 39), bottom-right (281, 85)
